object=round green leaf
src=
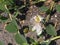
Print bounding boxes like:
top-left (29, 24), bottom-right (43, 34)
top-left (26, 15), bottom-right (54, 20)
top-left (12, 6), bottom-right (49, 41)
top-left (5, 20), bottom-right (18, 33)
top-left (0, 41), bottom-right (4, 45)
top-left (39, 6), bottom-right (48, 12)
top-left (46, 24), bottom-right (57, 36)
top-left (15, 33), bottom-right (28, 45)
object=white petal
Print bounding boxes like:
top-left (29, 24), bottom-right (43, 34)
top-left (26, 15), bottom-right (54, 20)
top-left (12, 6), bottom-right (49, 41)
top-left (32, 23), bottom-right (42, 36)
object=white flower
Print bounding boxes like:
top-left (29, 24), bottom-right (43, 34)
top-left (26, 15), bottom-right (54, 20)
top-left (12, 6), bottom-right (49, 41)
top-left (30, 15), bottom-right (44, 36)
top-left (32, 23), bottom-right (43, 36)
top-left (30, 15), bottom-right (44, 23)
top-left (33, 15), bottom-right (44, 22)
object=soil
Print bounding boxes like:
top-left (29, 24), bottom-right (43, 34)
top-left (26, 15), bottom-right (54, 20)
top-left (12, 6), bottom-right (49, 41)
top-left (0, 23), bottom-right (17, 45)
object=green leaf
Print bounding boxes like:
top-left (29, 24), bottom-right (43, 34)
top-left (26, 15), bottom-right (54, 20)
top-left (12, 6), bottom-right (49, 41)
top-left (0, 2), bottom-right (6, 11)
top-left (46, 24), bottom-right (57, 36)
top-left (0, 0), bottom-right (14, 11)
top-left (5, 19), bottom-right (18, 33)
top-left (41, 41), bottom-right (51, 45)
top-left (39, 6), bottom-right (48, 12)
top-left (15, 33), bottom-right (28, 45)
top-left (0, 41), bottom-right (4, 45)
top-left (4, 0), bottom-right (14, 5)
top-left (56, 5), bottom-right (60, 12)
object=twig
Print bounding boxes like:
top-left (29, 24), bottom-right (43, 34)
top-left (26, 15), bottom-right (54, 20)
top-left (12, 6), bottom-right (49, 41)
top-left (5, 5), bottom-right (12, 20)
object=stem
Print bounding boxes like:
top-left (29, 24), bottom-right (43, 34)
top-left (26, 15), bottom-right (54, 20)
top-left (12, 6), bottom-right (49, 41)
top-left (54, 19), bottom-right (58, 28)
top-left (50, 1), bottom-right (55, 10)
top-left (40, 36), bottom-right (60, 43)
top-left (14, 11), bottom-right (19, 18)
top-left (32, 0), bottom-right (45, 4)
top-left (19, 0), bottom-right (45, 9)
top-left (45, 36), bottom-right (60, 42)
top-left (45, 14), bottom-right (50, 22)
top-left (45, 1), bottom-right (55, 22)
top-left (5, 5), bottom-right (12, 20)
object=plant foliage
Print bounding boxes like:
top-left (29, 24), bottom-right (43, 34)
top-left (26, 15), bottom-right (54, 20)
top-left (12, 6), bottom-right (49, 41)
top-left (0, 0), bottom-right (60, 45)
